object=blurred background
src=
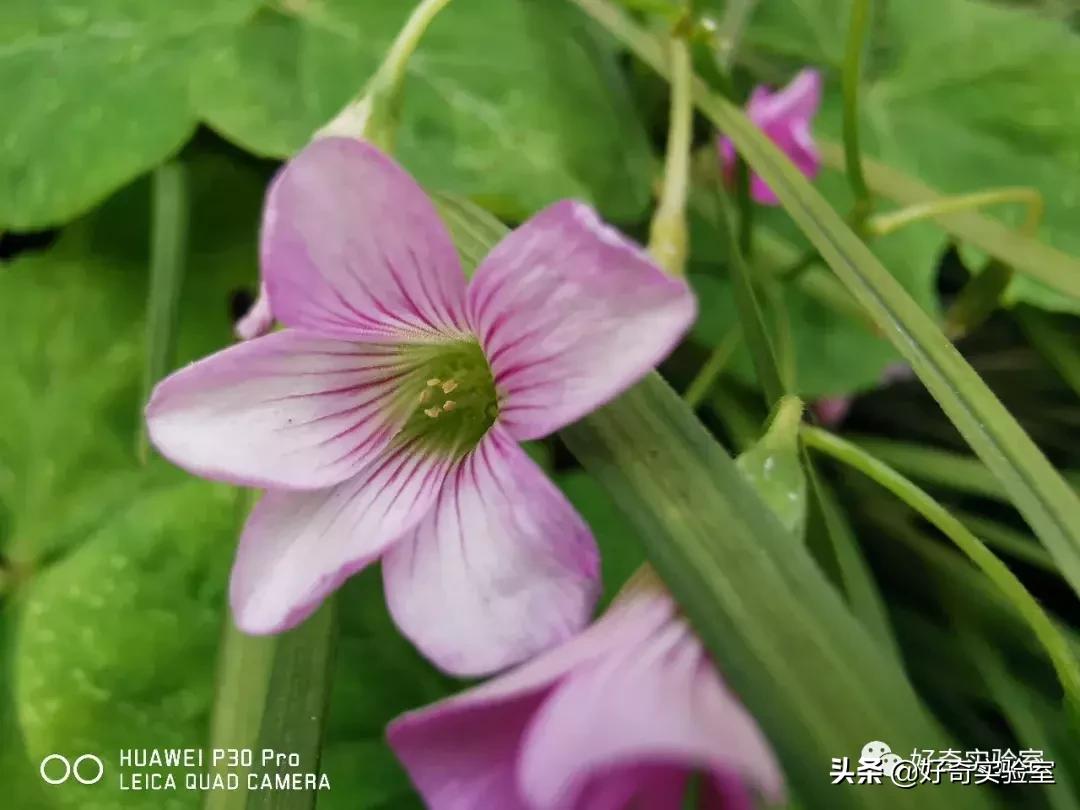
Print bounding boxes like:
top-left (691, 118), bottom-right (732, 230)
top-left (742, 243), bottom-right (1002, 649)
top-left (2, 0), bottom-right (1079, 807)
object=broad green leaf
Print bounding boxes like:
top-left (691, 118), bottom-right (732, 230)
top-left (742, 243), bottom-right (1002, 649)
top-left (13, 479), bottom-right (237, 810)
top-left (442, 189), bottom-right (988, 809)
top-left (191, 0), bottom-right (654, 222)
top-left (746, 0), bottom-right (1080, 313)
top-left (1, 0), bottom-right (652, 229)
top-left (0, 0), bottom-right (259, 228)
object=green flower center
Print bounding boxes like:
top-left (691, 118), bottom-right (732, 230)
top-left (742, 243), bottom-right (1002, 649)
top-left (393, 339), bottom-right (498, 457)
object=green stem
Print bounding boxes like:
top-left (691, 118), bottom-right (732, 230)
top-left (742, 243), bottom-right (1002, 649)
top-left (802, 425), bottom-right (1080, 712)
top-left (648, 32), bottom-right (693, 276)
top-left (316, 0), bottom-right (455, 148)
top-left (713, 184), bottom-right (786, 406)
top-left (711, 0), bottom-right (759, 70)
top-left (684, 327), bottom-right (740, 409)
top-left (816, 141), bottom-right (1080, 305)
top-left (139, 161), bottom-right (189, 462)
top-left (866, 187), bottom-right (1044, 239)
top-left (841, 0), bottom-right (873, 225)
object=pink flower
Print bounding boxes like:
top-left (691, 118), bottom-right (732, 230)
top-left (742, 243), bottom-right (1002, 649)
top-left (388, 573), bottom-right (784, 809)
top-left (719, 69), bottom-right (822, 206)
top-left (146, 138), bottom-right (695, 676)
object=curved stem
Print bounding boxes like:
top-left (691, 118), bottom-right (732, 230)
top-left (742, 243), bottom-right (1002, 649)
top-left (867, 187), bottom-right (1044, 239)
top-left (802, 425), bottom-right (1080, 713)
top-left (316, 0), bottom-right (455, 147)
top-left (684, 327), bottom-right (740, 409)
top-left (648, 32), bottom-right (694, 276)
top-left (842, 0), bottom-right (873, 224)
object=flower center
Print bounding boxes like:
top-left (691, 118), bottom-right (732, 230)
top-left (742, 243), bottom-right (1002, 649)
top-left (395, 339), bottom-right (498, 457)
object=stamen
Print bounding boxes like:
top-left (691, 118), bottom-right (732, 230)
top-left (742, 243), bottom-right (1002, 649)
top-left (442, 400), bottom-right (457, 412)
top-left (441, 380), bottom-right (459, 394)
top-left (426, 378), bottom-right (442, 387)
top-left (419, 389), bottom-right (433, 404)
top-left (424, 406), bottom-right (442, 418)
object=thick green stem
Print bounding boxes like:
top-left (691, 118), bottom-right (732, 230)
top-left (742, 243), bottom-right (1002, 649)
top-left (139, 162), bottom-right (188, 462)
top-left (205, 605), bottom-right (337, 810)
top-left (802, 425), bottom-right (1080, 713)
top-left (841, 0), bottom-right (873, 225)
top-left (648, 33), bottom-right (693, 276)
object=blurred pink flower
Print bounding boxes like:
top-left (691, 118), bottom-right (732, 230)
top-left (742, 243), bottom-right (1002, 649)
top-left (389, 573), bottom-right (784, 810)
top-left (813, 362), bottom-right (915, 428)
top-left (146, 138), bottom-right (695, 676)
top-left (719, 69), bottom-right (823, 205)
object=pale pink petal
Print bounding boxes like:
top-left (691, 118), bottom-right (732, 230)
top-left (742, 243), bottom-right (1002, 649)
top-left (383, 427), bottom-right (600, 676)
top-left (147, 331), bottom-right (418, 489)
top-left (235, 282), bottom-right (274, 340)
top-left (387, 590), bottom-right (669, 810)
top-left (230, 439), bottom-right (453, 634)
top-left (262, 138), bottom-right (469, 341)
top-left (518, 596), bottom-right (784, 810)
top-left (467, 201), bottom-right (695, 440)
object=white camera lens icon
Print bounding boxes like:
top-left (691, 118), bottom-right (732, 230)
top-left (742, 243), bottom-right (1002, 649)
top-left (39, 754), bottom-right (104, 785)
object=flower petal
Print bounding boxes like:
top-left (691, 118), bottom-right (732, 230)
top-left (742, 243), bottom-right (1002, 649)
top-left (147, 331), bottom-right (416, 490)
top-left (387, 583), bottom-right (667, 810)
top-left (235, 282), bottom-right (274, 340)
top-left (382, 427), bottom-right (600, 676)
top-left (468, 201), bottom-right (695, 440)
top-left (748, 69), bottom-right (822, 128)
top-left (518, 592), bottom-right (784, 810)
top-left (262, 138), bottom-right (469, 341)
top-left (230, 439), bottom-right (453, 634)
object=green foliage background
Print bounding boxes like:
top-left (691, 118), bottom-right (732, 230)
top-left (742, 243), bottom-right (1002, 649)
top-left (2, 0), bottom-right (1079, 808)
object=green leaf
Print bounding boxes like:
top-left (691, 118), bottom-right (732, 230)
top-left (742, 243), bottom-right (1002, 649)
top-left (558, 471), bottom-right (645, 607)
top-left (0, 151), bottom-right (264, 570)
top-left (746, 0), bottom-right (1080, 313)
top-left (442, 189), bottom-right (988, 810)
top-left (191, 0), bottom-right (654, 222)
top-left (12, 479), bottom-right (237, 810)
top-left (0, 0), bottom-right (259, 229)
top-left (1, 0), bottom-right (653, 229)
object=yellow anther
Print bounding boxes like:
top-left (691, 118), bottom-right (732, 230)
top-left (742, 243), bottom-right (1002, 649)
top-left (424, 406), bottom-right (442, 418)
top-left (426, 378), bottom-right (442, 387)
top-left (441, 380), bottom-right (459, 394)
top-left (442, 400), bottom-right (457, 412)
top-left (419, 389), bottom-right (433, 404)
